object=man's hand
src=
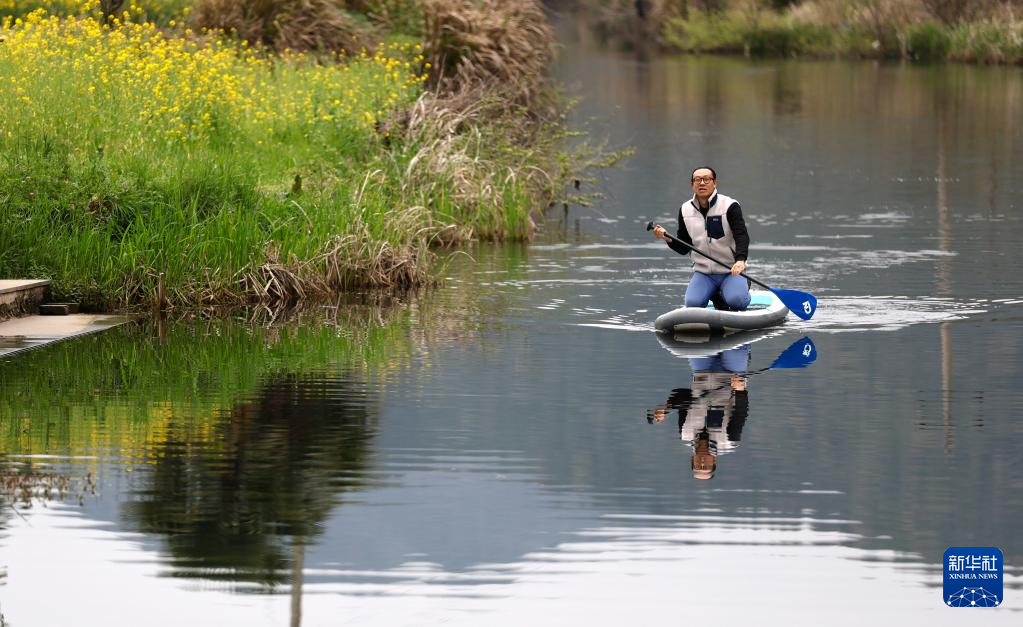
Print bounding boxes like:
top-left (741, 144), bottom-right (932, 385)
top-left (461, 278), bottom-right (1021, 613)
top-left (731, 260), bottom-right (746, 276)
top-left (652, 225), bottom-right (668, 240)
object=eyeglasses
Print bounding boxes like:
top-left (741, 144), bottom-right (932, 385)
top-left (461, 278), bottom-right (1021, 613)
top-left (692, 176), bottom-right (715, 184)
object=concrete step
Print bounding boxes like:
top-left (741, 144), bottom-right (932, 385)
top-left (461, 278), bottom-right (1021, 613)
top-left (0, 280), bottom-right (52, 322)
top-left (39, 303), bottom-right (81, 315)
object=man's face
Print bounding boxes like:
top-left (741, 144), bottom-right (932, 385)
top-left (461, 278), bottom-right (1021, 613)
top-left (691, 168), bottom-right (716, 198)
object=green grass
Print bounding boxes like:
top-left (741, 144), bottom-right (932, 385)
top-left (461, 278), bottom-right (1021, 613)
top-left (0, 0), bottom-right (190, 24)
top-left (659, 3), bottom-right (1023, 64)
top-left (661, 10), bottom-right (748, 54)
top-left (662, 10), bottom-right (871, 58)
top-left (0, 10), bottom-right (572, 309)
top-left (948, 19), bottom-right (1023, 64)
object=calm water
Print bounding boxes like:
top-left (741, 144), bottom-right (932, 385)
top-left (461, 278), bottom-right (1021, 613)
top-left (3, 21), bottom-right (1023, 626)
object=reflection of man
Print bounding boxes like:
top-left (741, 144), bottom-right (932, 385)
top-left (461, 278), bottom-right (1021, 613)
top-left (648, 345), bottom-right (750, 480)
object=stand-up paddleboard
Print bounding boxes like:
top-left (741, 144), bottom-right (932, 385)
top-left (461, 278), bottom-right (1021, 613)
top-left (655, 290), bottom-right (788, 334)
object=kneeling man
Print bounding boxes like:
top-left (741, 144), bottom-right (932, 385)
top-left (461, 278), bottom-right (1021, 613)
top-left (652, 166), bottom-right (751, 311)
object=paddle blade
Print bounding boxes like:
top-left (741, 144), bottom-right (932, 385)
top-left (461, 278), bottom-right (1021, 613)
top-left (772, 288), bottom-right (817, 320)
top-left (769, 336), bottom-right (817, 369)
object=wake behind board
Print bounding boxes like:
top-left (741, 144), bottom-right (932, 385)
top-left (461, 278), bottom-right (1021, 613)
top-left (654, 290), bottom-right (788, 334)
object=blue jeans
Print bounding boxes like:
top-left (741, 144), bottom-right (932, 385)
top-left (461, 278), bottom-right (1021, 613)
top-left (684, 271), bottom-right (751, 310)
top-left (689, 344), bottom-right (751, 374)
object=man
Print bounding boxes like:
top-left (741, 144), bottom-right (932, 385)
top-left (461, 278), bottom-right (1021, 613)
top-left (652, 166), bottom-right (751, 311)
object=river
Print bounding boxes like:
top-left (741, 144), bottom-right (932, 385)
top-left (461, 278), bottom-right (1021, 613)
top-left (1, 16), bottom-right (1022, 626)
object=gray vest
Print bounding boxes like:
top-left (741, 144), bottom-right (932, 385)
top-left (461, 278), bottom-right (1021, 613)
top-left (681, 192), bottom-right (738, 275)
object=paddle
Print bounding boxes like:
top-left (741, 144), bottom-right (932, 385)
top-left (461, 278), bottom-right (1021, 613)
top-left (646, 221), bottom-right (817, 320)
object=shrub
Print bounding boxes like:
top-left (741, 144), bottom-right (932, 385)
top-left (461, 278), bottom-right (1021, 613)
top-left (906, 20), bottom-right (952, 61)
top-left (191, 0), bottom-right (366, 54)
top-left (746, 20), bottom-right (832, 56)
top-left (949, 18), bottom-right (1023, 63)
top-left (346, 0), bottom-right (424, 35)
top-left (422, 0), bottom-right (554, 108)
top-left (661, 10), bottom-right (747, 53)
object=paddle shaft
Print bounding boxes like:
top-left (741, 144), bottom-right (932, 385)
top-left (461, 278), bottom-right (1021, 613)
top-left (647, 222), bottom-right (771, 290)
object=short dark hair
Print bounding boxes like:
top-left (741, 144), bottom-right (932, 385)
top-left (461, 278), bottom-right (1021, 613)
top-left (691, 166), bottom-right (717, 182)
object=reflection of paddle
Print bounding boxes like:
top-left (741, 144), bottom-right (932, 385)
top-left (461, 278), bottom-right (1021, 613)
top-left (723, 336), bottom-right (817, 374)
top-left (646, 221), bottom-right (817, 320)
top-left (767, 336), bottom-right (816, 369)
top-left (707, 336), bottom-right (817, 377)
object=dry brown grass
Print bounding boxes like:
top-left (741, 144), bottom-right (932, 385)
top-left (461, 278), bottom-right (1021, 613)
top-left (382, 87), bottom-right (559, 242)
top-left (192, 0), bottom-right (368, 53)
top-left (422, 0), bottom-right (555, 107)
top-left (200, 219), bottom-right (431, 309)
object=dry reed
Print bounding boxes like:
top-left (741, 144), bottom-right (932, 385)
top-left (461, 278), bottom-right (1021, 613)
top-left (423, 0), bottom-right (555, 107)
top-left (192, 0), bottom-right (366, 53)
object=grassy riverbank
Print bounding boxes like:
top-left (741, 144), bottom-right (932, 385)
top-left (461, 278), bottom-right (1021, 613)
top-left (0, 1), bottom-right (589, 310)
top-left (585, 1), bottom-right (1023, 64)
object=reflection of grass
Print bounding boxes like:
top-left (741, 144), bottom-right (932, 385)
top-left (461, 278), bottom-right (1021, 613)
top-left (0, 306), bottom-right (414, 460)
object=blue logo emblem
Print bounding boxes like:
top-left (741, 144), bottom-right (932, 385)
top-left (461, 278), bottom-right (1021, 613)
top-left (944, 547), bottom-right (1003, 607)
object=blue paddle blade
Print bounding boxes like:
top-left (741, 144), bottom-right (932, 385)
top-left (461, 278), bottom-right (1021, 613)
top-left (772, 288), bottom-right (817, 320)
top-left (769, 336), bottom-right (817, 369)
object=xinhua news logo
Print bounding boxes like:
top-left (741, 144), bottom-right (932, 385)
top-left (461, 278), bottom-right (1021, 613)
top-left (944, 547), bottom-right (1003, 607)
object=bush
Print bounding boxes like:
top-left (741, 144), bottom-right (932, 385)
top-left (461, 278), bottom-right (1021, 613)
top-left (907, 20), bottom-right (952, 61)
top-left (192, 0), bottom-right (366, 54)
top-left (949, 18), bottom-right (1023, 64)
top-left (663, 10), bottom-right (833, 58)
top-left (422, 0), bottom-right (554, 109)
top-left (661, 10), bottom-right (747, 53)
top-left (746, 20), bottom-right (832, 56)
top-left (346, 0), bottom-right (424, 35)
